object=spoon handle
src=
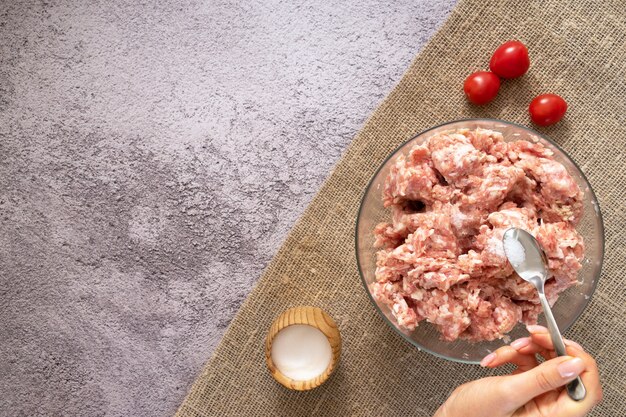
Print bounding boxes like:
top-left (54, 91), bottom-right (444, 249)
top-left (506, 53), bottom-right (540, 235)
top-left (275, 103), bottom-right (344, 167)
top-left (537, 291), bottom-right (587, 401)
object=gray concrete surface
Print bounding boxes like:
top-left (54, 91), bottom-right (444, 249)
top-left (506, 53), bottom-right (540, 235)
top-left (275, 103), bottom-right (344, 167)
top-left (0, 1), bottom-right (455, 415)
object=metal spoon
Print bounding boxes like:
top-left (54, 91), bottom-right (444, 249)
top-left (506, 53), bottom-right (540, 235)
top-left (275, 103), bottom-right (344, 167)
top-left (502, 227), bottom-right (586, 402)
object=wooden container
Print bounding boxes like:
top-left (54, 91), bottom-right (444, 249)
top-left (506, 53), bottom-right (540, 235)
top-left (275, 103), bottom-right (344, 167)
top-left (265, 306), bottom-right (341, 391)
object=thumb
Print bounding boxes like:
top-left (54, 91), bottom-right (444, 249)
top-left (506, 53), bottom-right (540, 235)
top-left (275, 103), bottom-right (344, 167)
top-left (500, 356), bottom-right (586, 408)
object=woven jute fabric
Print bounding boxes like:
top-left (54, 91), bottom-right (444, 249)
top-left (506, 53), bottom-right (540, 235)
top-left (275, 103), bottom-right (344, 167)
top-left (177, 0), bottom-right (626, 415)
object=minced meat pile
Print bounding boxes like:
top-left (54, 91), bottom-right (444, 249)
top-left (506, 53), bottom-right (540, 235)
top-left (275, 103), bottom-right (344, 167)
top-left (371, 128), bottom-right (584, 342)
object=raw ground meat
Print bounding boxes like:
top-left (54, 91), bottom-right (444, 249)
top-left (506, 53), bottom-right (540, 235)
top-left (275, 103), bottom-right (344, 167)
top-left (372, 128), bottom-right (584, 342)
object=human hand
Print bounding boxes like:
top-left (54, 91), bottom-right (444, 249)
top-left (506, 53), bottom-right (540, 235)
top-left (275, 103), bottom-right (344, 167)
top-left (434, 326), bottom-right (603, 417)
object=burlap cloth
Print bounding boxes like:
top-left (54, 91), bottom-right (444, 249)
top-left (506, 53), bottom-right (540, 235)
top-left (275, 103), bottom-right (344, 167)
top-left (176, 0), bottom-right (625, 415)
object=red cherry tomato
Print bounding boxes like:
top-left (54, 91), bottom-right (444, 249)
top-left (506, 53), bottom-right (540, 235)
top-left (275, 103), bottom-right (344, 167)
top-left (463, 71), bottom-right (500, 105)
top-left (489, 41), bottom-right (530, 79)
top-left (529, 94), bottom-right (568, 126)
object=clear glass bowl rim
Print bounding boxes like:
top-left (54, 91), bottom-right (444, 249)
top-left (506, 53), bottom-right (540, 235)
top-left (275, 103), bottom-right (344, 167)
top-left (354, 117), bottom-right (606, 364)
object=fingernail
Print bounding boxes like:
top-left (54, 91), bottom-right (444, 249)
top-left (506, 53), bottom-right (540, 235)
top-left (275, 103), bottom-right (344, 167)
top-left (526, 324), bottom-right (548, 333)
top-left (511, 337), bottom-right (530, 350)
top-left (480, 352), bottom-right (496, 367)
top-left (564, 339), bottom-right (584, 351)
top-left (557, 357), bottom-right (585, 378)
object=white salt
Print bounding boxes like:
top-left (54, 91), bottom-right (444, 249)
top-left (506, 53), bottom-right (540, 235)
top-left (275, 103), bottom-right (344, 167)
top-left (503, 235), bottom-right (526, 267)
top-left (488, 236), bottom-right (506, 258)
top-left (451, 208), bottom-right (467, 230)
top-left (271, 324), bottom-right (332, 381)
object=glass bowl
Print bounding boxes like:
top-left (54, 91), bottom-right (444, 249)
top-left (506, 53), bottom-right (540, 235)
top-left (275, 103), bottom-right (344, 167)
top-left (355, 119), bottom-right (604, 364)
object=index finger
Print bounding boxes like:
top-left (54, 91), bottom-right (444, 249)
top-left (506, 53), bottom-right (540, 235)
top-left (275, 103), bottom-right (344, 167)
top-left (528, 331), bottom-right (595, 367)
top-left (482, 342), bottom-right (538, 372)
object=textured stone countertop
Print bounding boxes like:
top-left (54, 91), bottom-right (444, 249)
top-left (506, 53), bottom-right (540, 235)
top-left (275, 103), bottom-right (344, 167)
top-left (0, 1), bottom-right (455, 415)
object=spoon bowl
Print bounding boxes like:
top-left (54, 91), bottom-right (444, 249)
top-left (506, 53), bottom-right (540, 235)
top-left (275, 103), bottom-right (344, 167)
top-left (502, 228), bottom-right (549, 286)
